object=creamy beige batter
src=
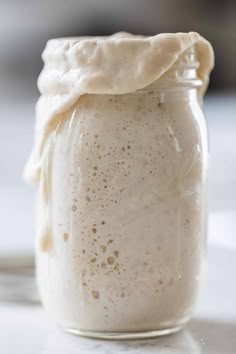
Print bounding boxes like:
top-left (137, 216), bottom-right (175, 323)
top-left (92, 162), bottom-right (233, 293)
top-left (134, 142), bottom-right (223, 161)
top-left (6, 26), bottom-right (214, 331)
top-left (25, 32), bottom-right (214, 334)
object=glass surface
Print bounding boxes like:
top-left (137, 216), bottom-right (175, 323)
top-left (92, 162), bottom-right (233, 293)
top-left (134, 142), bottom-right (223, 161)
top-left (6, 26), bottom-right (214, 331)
top-left (65, 325), bottom-right (184, 339)
top-left (36, 84), bottom-right (208, 337)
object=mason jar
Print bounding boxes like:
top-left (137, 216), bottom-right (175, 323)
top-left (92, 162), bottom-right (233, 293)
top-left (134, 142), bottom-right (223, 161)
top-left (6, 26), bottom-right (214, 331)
top-left (26, 34), bottom-right (213, 339)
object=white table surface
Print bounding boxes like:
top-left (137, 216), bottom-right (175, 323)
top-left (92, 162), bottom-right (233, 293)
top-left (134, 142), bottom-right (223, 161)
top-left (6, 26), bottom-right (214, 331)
top-left (0, 95), bottom-right (235, 353)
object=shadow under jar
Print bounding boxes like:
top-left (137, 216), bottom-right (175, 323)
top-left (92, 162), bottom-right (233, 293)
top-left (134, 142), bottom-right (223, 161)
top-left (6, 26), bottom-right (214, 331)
top-left (36, 46), bottom-right (209, 339)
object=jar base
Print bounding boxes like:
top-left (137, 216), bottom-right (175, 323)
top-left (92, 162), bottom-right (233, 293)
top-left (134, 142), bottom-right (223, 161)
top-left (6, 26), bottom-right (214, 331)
top-left (65, 325), bottom-right (183, 340)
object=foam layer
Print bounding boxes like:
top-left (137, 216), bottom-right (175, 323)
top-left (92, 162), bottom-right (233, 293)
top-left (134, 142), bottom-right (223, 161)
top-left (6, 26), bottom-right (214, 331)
top-left (24, 32), bottom-right (214, 183)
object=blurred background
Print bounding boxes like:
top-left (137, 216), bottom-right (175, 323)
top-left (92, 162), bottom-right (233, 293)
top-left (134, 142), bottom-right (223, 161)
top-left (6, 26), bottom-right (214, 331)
top-left (0, 3), bottom-right (236, 352)
top-left (0, 0), bottom-right (235, 269)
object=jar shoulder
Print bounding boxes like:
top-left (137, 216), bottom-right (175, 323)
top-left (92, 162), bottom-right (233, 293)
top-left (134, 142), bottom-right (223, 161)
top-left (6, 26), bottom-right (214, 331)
top-left (60, 92), bottom-right (207, 154)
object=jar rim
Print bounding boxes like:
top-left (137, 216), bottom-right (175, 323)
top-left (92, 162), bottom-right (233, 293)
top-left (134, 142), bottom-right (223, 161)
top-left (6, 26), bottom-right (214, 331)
top-left (138, 79), bottom-right (203, 92)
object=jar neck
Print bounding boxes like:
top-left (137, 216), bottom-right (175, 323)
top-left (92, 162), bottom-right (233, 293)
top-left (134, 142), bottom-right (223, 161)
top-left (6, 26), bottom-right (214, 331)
top-left (139, 47), bottom-right (202, 92)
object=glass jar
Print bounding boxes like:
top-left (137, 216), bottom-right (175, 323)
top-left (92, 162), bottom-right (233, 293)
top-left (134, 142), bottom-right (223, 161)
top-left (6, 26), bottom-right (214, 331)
top-left (33, 38), bottom-right (211, 339)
